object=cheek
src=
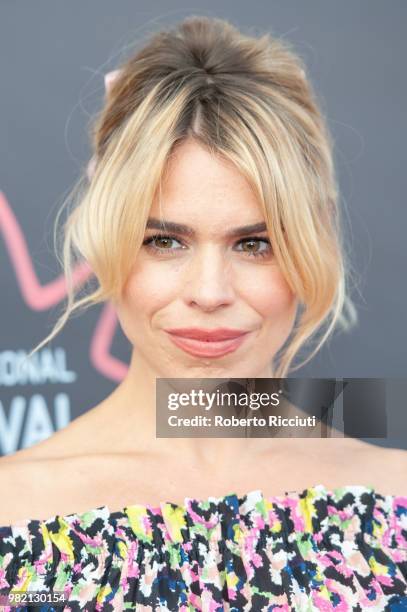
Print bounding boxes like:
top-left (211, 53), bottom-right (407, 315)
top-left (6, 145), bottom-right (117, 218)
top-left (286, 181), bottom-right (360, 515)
top-left (115, 261), bottom-right (183, 340)
top-left (125, 264), bottom-right (175, 311)
top-left (238, 264), bottom-right (296, 321)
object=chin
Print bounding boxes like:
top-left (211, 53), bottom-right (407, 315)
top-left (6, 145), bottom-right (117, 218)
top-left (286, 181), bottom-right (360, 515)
top-left (166, 360), bottom-right (266, 379)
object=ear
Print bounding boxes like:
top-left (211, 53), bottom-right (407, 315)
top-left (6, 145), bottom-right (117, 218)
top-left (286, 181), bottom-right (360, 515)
top-left (104, 69), bottom-right (122, 95)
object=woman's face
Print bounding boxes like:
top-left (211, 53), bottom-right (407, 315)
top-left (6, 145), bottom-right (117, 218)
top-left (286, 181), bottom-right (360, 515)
top-left (116, 139), bottom-right (297, 378)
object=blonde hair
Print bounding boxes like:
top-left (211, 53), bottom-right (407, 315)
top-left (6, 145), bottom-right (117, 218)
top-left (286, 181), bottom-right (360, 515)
top-left (30, 16), bottom-right (356, 377)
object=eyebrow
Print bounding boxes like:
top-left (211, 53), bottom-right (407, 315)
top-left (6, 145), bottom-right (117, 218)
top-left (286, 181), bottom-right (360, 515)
top-left (145, 218), bottom-right (268, 238)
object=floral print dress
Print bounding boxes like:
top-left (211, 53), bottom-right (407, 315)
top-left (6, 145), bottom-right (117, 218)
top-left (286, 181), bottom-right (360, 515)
top-left (0, 484), bottom-right (406, 611)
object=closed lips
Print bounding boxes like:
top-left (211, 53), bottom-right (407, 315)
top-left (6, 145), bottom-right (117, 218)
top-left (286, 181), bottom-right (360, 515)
top-left (164, 328), bottom-right (250, 358)
top-left (165, 328), bottom-right (248, 341)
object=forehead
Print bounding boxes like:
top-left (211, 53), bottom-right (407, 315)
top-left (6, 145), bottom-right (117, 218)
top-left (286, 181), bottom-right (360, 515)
top-left (149, 139), bottom-right (265, 228)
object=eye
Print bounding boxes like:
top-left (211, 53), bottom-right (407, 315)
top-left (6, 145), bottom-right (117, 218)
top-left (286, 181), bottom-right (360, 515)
top-left (142, 234), bottom-right (185, 254)
top-left (235, 237), bottom-right (272, 258)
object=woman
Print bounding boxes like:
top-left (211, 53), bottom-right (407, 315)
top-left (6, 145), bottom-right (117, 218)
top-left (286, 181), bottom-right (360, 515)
top-left (0, 16), bottom-right (406, 611)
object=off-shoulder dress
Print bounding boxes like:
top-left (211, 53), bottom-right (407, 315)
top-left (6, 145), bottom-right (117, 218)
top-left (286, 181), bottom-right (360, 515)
top-left (0, 484), bottom-right (406, 611)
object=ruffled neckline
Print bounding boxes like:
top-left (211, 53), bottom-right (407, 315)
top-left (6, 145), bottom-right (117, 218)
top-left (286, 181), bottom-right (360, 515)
top-left (4, 482), bottom-right (397, 535)
top-left (5, 483), bottom-right (366, 522)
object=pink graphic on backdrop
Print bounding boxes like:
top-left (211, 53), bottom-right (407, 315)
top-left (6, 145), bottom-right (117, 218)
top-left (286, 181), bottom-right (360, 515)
top-left (0, 191), bottom-right (128, 382)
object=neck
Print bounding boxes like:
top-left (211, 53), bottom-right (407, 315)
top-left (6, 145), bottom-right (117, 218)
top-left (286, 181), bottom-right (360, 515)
top-left (98, 348), bottom-right (278, 468)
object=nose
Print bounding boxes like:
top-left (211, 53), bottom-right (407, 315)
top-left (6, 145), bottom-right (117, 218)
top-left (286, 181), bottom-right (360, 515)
top-left (183, 245), bottom-right (235, 312)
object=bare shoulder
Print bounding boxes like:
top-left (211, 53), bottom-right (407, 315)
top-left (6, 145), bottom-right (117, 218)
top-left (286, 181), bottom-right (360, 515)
top-left (0, 435), bottom-right (147, 526)
top-left (291, 437), bottom-right (407, 496)
top-left (0, 440), bottom-right (107, 526)
top-left (0, 440), bottom-right (70, 515)
top-left (0, 451), bottom-right (53, 525)
top-left (0, 401), bottom-right (146, 526)
top-left (344, 438), bottom-right (407, 495)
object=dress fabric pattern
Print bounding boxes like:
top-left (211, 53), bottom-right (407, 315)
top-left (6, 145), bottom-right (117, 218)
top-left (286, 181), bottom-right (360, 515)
top-left (0, 484), bottom-right (406, 611)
